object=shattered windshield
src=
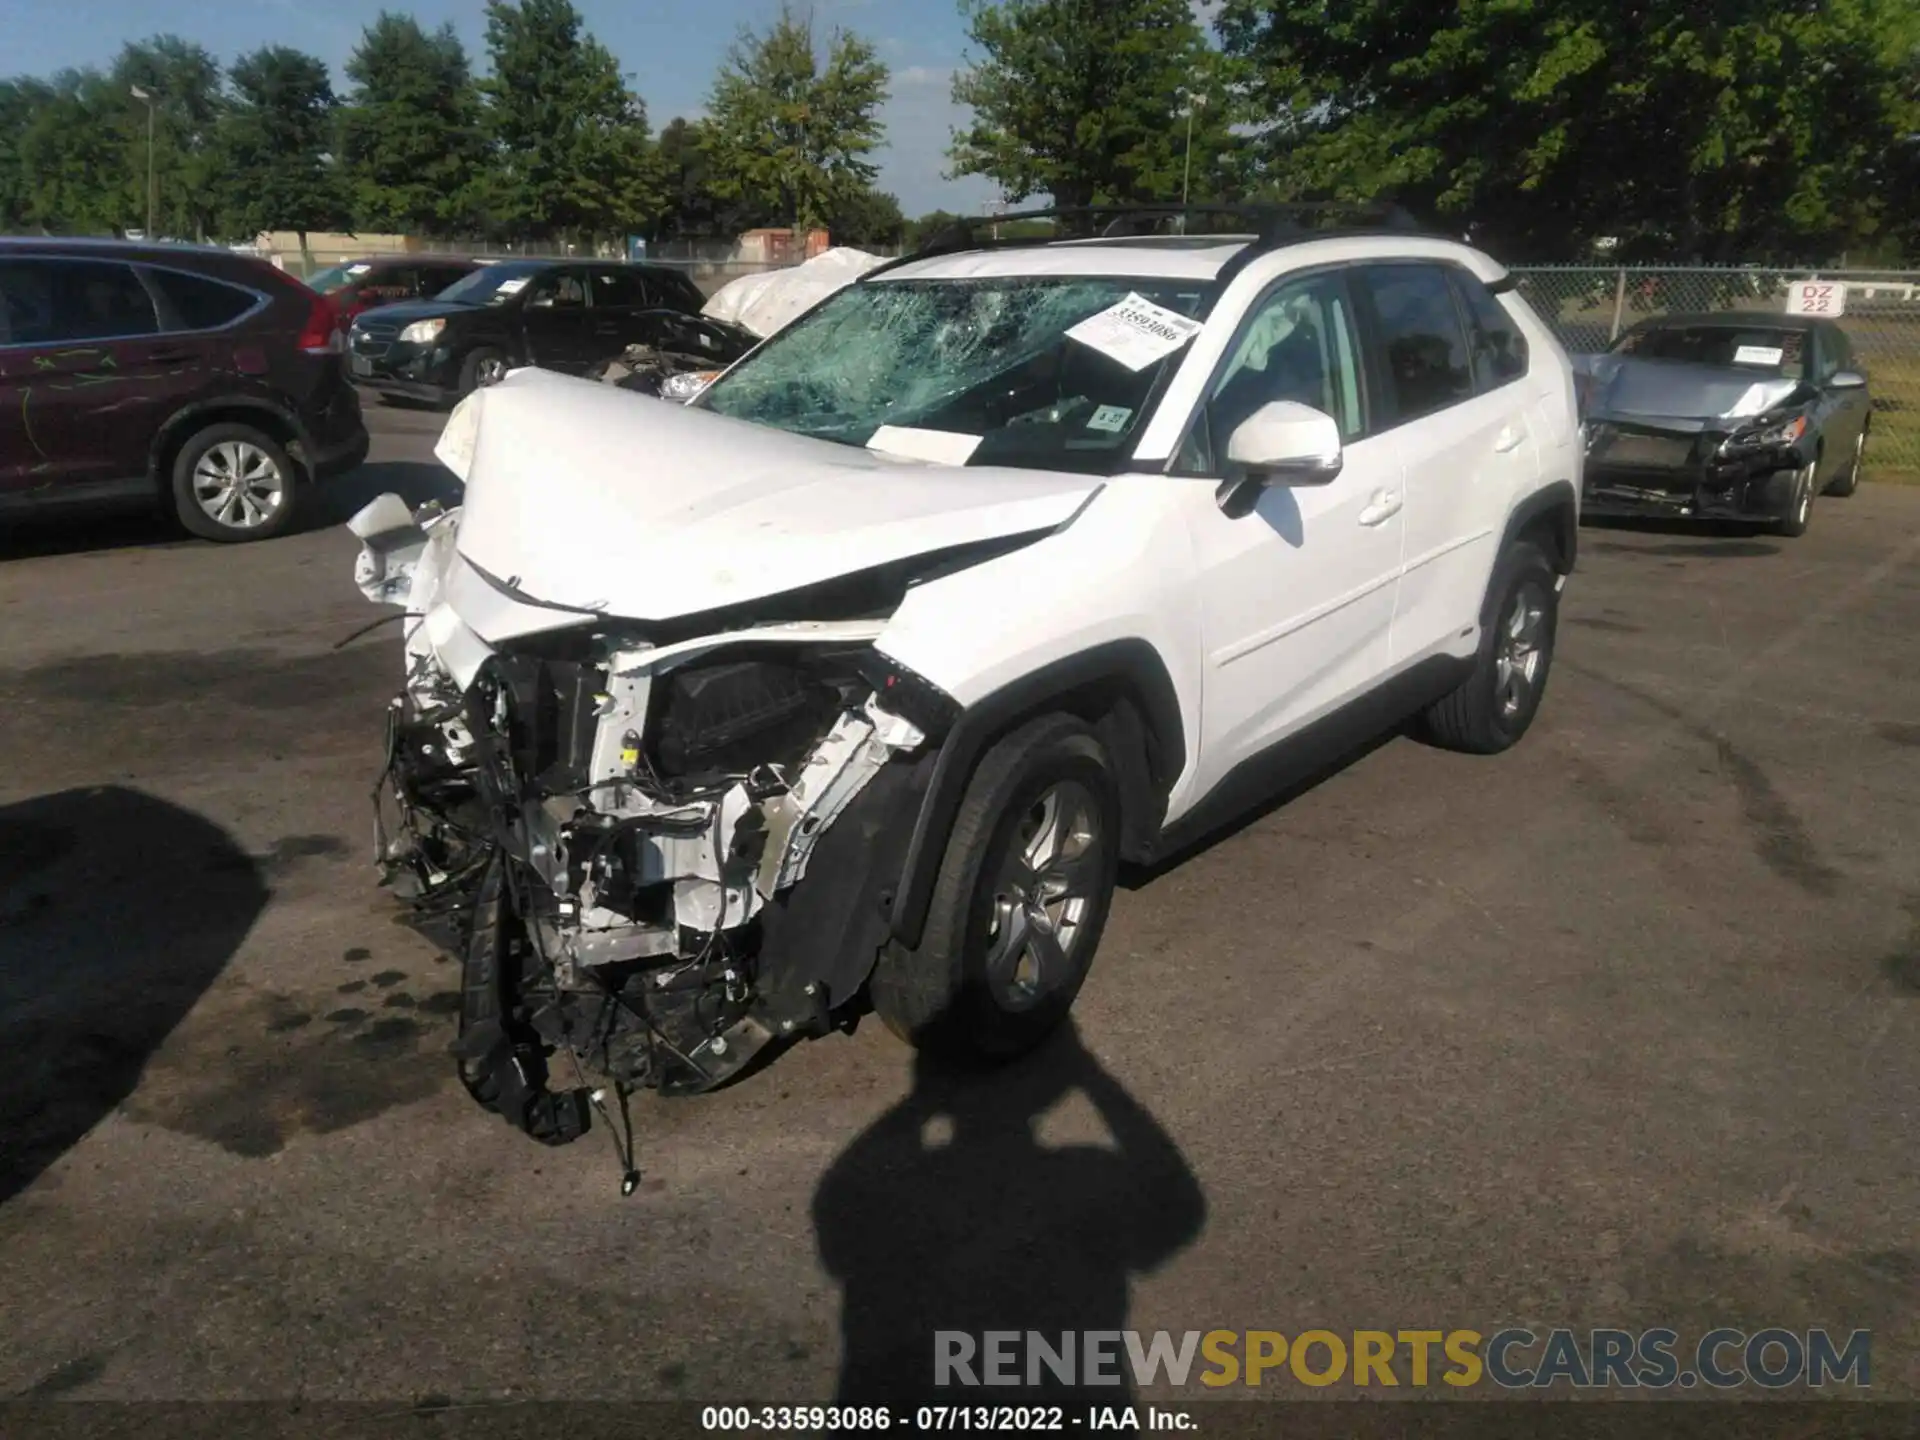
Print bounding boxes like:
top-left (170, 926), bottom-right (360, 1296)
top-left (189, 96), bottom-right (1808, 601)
top-left (696, 276), bottom-right (1214, 473)
top-left (1616, 324), bottom-right (1806, 380)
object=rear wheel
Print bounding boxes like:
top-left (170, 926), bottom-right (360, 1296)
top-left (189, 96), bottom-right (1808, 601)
top-left (169, 422), bottom-right (300, 542)
top-left (1824, 425), bottom-right (1865, 498)
top-left (1418, 540), bottom-right (1559, 755)
top-left (870, 714), bottom-right (1120, 1064)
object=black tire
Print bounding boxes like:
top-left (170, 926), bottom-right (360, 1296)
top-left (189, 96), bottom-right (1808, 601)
top-left (1824, 424), bottom-right (1865, 498)
top-left (1418, 539), bottom-right (1560, 755)
top-left (458, 346), bottom-right (509, 396)
top-left (168, 422), bottom-right (302, 543)
top-left (1772, 460), bottom-right (1815, 537)
top-left (870, 714), bottom-right (1121, 1064)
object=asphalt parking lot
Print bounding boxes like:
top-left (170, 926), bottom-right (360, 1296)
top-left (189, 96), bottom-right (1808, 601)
top-left (1, 400), bottom-right (1917, 1405)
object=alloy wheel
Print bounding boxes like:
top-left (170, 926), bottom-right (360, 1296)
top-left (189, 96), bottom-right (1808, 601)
top-left (1494, 584), bottom-right (1548, 720)
top-left (191, 440), bottom-right (286, 531)
top-left (982, 782), bottom-right (1104, 1012)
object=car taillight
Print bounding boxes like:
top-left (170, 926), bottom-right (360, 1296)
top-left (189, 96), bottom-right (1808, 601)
top-left (297, 292), bottom-right (344, 355)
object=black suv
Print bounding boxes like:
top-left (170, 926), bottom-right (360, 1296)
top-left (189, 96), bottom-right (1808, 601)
top-left (0, 238), bottom-right (369, 542)
top-left (348, 258), bottom-right (719, 405)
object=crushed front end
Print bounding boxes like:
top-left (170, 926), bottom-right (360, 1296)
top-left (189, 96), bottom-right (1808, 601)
top-left (1581, 414), bottom-right (1812, 523)
top-left (349, 494), bottom-right (950, 1166)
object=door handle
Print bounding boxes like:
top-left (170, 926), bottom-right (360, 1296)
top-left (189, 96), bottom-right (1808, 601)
top-left (1359, 491), bottom-right (1403, 527)
top-left (1494, 426), bottom-right (1526, 453)
top-left (147, 348), bottom-right (198, 364)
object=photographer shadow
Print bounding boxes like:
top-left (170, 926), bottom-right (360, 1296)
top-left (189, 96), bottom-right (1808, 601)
top-left (814, 1021), bottom-right (1206, 1408)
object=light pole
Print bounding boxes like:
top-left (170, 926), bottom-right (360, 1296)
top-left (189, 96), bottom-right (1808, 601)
top-left (1179, 90), bottom-right (1209, 224)
top-left (129, 85), bottom-right (156, 239)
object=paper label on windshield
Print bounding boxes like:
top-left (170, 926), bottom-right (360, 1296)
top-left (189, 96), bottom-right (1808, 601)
top-left (1734, 344), bottom-right (1784, 366)
top-left (346, 263), bottom-right (373, 276)
top-left (1066, 293), bottom-right (1204, 372)
top-left (496, 276), bottom-right (530, 296)
top-left (867, 426), bottom-right (983, 466)
top-left (1086, 404), bottom-right (1133, 433)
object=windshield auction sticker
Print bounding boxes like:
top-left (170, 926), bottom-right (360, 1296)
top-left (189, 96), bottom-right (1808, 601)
top-left (1067, 293), bottom-right (1205, 372)
top-left (1734, 345), bottom-right (1785, 366)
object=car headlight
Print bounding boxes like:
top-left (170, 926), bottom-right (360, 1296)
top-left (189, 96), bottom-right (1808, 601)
top-left (1721, 413), bottom-right (1808, 454)
top-left (398, 318), bottom-right (446, 345)
top-left (661, 370), bottom-right (721, 403)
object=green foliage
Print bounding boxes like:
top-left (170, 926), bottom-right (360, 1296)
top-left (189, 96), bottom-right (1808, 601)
top-left (949, 0), bottom-right (1236, 216)
top-left (652, 115), bottom-right (779, 239)
top-left (3, 71), bottom-right (130, 234)
top-left (824, 186), bottom-right (905, 246)
top-left (905, 209), bottom-right (966, 248)
top-left (210, 45), bottom-right (346, 244)
top-left (1216, 0), bottom-right (1920, 262)
top-left (479, 0), bottom-right (664, 239)
top-left (338, 13), bottom-right (487, 234)
top-left (702, 4), bottom-right (891, 230)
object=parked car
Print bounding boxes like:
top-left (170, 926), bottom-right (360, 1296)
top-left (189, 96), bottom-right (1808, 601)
top-left (0, 237), bottom-right (368, 542)
top-left (1574, 313), bottom-right (1870, 537)
top-left (347, 258), bottom-right (714, 406)
top-left (303, 253), bottom-right (488, 325)
top-left (346, 206), bottom-right (1581, 1160)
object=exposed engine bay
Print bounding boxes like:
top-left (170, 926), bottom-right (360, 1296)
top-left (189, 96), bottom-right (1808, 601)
top-left (349, 490), bottom-right (999, 1184)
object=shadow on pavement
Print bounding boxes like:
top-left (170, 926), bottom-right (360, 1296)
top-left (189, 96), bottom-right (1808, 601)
top-left (814, 1021), bottom-right (1206, 1407)
top-left (0, 786), bottom-right (268, 1205)
top-left (304, 459), bottom-right (461, 531)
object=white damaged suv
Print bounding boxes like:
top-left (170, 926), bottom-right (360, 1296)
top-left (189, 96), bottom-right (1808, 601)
top-left (349, 207), bottom-right (1580, 1154)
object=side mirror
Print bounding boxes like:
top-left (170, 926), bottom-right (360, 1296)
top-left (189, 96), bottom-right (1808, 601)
top-left (1226, 400), bottom-right (1344, 482)
top-left (1830, 369), bottom-right (1867, 390)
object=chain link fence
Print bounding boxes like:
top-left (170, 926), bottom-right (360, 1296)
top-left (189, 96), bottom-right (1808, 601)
top-left (1512, 266), bottom-right (1920, 477)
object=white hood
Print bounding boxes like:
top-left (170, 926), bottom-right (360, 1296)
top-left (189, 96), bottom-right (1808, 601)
top-left (450, 369), bottom-right (1102, 622)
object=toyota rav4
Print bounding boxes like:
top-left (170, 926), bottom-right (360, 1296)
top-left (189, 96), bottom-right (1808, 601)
top-left (348, 207), bottom-right (1581, 1170)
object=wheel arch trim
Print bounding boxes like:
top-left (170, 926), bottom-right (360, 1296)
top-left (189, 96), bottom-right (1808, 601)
top-left (1481, 479), bottom-right (1578, 627)
top-left (883, 637), bottom-right (1186, 950)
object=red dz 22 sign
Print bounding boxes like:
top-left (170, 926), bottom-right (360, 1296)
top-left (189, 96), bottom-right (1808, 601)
top-left (1785, 280), bottom-right (1847, 317)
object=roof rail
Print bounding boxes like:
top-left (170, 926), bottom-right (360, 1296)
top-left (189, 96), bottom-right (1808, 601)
top-left (859, 201), bottom-right (1441, 284)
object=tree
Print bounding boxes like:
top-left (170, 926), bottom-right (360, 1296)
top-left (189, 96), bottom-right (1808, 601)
top-left (702, 4), bottom-right (890, 231)
top-left (8, 70), bottom-right (133, 235)
top-left (652, 115), bottom-right (776, 239)
top-left (480, 0), bottom-right (663, 240)
top-left (1216, 0), bottom-right (1920, 262)
top-left (905, 209), bottom-right (966, 248)
top-left (949, 0), bottom-right (1233, 220)
top-left (824, 186), bottom-right (905, 247)
top-left (338, 13), bottom-right (487, 234)
top-left (112, 37), bottom-right (226, 241)
top-left (210, 46), bottom-right (346, 256)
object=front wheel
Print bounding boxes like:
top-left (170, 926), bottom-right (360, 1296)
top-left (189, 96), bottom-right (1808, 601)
top-left (459, 347), bottom-right (509, 397)
top-left (1418, 540), bottom-right (1560, 755)
top-left (870, 714), bottom-right (1120, 1064)
top-left (1772, 460), bottom-right (1816, 538)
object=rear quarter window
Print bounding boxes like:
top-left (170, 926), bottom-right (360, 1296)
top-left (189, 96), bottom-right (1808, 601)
top-left (1453, 271), bottom-right (1529, 390)
top-left (143, 268), bottom-right (261, 331)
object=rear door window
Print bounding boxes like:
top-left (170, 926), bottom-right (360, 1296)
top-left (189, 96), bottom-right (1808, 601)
top-left (1452, 271), bottom-right (1529, 392)
top-left (588, 267), bottom-right (650, 310)
top-left (648, 267), bottom-right (706, 313)
top-left (0, 259), bottom-right (159, 344)
top-left (142, 267), bottom-right (260, 332)
top-left (1356, 264), bottom-right (1474, 425)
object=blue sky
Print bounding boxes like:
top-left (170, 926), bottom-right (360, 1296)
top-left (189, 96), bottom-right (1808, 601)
top-left (0, 0), bottom-right (1009, 216)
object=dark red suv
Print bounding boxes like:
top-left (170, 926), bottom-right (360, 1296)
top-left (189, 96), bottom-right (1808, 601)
top-left (0, 238), bottom-right (370, 542)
